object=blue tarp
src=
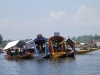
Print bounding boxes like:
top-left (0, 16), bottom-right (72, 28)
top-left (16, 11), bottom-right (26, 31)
top-left (26, 37), bottom-right (48, 55)
top-left (34, 37), bottom-right (47, 42)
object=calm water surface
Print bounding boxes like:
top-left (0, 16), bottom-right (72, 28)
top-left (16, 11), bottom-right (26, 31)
top-left (0, 50), bottom-right (100, 75)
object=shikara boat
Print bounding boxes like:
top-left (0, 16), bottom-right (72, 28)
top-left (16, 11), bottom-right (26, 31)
top-left (32, 34), bottom-right (50, 58)
top-left (76, 47), bottom-right (99, 54)
top-left (75, 42), bottom-right (99, 54)
top-left (66, 38), bottom-right (75, 57)
top-left (3, 40), bottom-right (33, 60)
top-left (48, 36), bottom-right (75, 58)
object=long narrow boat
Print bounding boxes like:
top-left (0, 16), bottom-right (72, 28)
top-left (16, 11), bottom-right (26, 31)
top-left (4, 53), bottom-right (33, 60)
top-left (76, 47), bottom-right (99, 54)
top-left (3, 40), bottom-right (33, 60)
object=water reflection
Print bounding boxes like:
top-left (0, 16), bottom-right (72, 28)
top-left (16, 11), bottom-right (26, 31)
top-left (0, 50), bottom-right (100, 75)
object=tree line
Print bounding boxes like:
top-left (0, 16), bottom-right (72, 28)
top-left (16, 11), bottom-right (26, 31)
top-left (71, 35), bottom-right (100, 43)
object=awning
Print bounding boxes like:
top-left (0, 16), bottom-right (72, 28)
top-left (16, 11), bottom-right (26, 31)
top-left (49, 36), bottom-right (64, 42)
top-left (3, 40), bottom-right (25, 50)
top-left (26, 40), bottom-right (34, 49)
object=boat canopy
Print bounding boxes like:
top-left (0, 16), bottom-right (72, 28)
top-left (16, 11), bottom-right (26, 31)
top-left (34, 37), bottom-right (47, 44)
top-left (66, 38), bottom-right (75, 48)
top-left (49, 36), bottom-right (64, 43)
top-left (25, 35), bottom-right (47, 49)
top-left (25, 40), bottom-right (34, 49)
top-left (3, 40), bottom-right (25, 50)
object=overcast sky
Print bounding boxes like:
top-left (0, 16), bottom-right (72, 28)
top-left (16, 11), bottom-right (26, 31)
top-left (0, 0), bottom-right (100, 40)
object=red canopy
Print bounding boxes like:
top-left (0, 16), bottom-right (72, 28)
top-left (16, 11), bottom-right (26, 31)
top-left (49, 36), bottom-right (64, 42)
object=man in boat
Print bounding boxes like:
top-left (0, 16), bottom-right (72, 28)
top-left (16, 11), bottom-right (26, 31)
top-left (22, 45), bottom-right (28, 54)
top-left (13, 49), bottom-right (18, 56)
top-left (6, 48), bottom-right (13, 56)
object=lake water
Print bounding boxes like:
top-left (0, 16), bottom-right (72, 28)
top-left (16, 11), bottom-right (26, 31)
top-left (0, 50), bottom-right (100, 75)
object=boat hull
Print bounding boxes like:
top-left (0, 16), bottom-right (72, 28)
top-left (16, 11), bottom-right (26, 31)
top-left (66, 49), bottom-right (75, 57)
top-left (76, 48), bottom-right (99, 54)
top-left (4, 53), bottom-right (33, 60)
top-left (43, 51), bottom-right (75, 59)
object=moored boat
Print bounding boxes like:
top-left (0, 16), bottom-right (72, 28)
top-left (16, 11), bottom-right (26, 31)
top-left (3, 40), bottom-right (33, 60)
top-left (65, 38), bottom-right (75, 57)
top-left (46, 32), bottom-right (75, 58)
top-left (4, 53), bottom-right (33, 60)
top-left (76, 47), bottom-right (99, 54)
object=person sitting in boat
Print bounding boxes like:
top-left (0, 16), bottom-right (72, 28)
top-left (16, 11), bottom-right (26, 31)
top-left (36, 44), bottom-right (44, 53)
top-left (57, 42), bottom-right (62, 52)
top-left (7, 48), bottom-right (13, 56)
top-left (22, 45), bottom-right (28, 54)
top-left (18, 48), bottom-right (23, 55)
top-left (26, 49), bottom-right (34, 56)
top-left (13, 49), bottom-right (18, 56)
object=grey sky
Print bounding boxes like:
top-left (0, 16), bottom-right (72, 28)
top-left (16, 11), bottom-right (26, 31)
top-left (0, 0), bottom-right (100, 40)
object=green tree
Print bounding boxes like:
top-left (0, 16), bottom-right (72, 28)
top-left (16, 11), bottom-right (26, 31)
top-left (76, 35), bottom-right (94, 43)
top-left (95, 35), bottom-right (100, 40)
top-left (0, 34), bottom-right (3, 45)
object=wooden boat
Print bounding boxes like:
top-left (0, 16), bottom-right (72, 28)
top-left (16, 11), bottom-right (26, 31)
top-left (66, 38), bottom-right (75, 57)
top-left (46, 36), bottom-right (75, 58)
top-left (75, 42), bottom-right (100, 54)
top-left (76, 47), bottom-right (99, 54)
top-left (33, 34), bottom-right (49, 58)
top-left (4, 53), bottom-right (33, 60)
top-left (3, 40), bottom-right (33, 60)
